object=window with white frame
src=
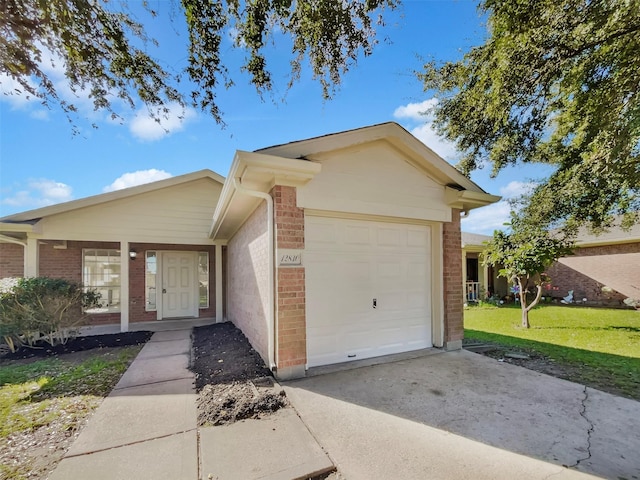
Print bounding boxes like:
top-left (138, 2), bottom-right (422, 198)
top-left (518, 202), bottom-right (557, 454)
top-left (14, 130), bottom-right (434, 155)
top-left (198, 252), bottom-right (209, 308)
top-left (145, 251), bottom-right (157, 311)
top-left (83, 249), bottom-right (121, 313)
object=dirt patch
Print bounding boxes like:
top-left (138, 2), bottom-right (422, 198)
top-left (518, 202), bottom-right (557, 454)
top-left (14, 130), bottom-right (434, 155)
top-left (0, 331), bottom-right (153, 363)
top-left (464, 339), bottom-right (638, 400)
top-left (191, 323), bottom-right (288, 426)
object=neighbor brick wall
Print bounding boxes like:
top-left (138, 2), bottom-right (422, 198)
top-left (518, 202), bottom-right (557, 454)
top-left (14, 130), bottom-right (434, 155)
top-left (0, 243), bottom-right (24, 278)
top-left (545, 242), bottom-right (640, 303)
top-left (272, 186), bottom-right (307, 373)
top-left (226, 202), bottom-right (271, 364)
top-left (443, 210), bottom-right (463, 345)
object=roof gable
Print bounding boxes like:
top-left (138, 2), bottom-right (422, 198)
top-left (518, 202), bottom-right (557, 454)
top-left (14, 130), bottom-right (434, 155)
top-left (1, 169), bottom-right (224, 224)
top-left (257, 122), bottom-right (491, 196)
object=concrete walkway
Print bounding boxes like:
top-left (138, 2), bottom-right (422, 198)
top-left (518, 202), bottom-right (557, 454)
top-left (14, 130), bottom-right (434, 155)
top-left (49, 329), bottom-right (333, 480)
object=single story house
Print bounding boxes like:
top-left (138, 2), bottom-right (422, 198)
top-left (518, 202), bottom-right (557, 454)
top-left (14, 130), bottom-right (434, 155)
top-left (461, 224), bottom-right (640, 306)
top-left (0, 122), bottom-right (499, 379)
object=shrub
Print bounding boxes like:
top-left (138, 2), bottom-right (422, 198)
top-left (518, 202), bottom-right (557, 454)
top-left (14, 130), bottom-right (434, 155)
top-left (0, 277), bottom-right (101, 352)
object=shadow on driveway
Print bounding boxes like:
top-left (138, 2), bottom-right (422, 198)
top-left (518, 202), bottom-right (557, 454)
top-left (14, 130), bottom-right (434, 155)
top-left (284, 350), bottom-right (640, 480)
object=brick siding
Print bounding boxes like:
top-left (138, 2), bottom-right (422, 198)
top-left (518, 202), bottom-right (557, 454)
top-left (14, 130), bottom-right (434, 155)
top-left (272, 186), bottom-right (307, 372)
top-left (0, 243), bottom-right (25, 278)
top-left (226, 202), bottom-right (271, 364)
top-left (3, 240), bottom-right (216, 326)
top-left (443, 210), bottom-right (463, 345)
top-left (545, 242), bottom-right (640, 303)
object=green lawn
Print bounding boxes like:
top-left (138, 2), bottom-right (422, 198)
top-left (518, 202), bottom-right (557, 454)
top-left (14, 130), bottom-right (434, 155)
top-left (464, 305), bottom-right (640, 399)
top-left (0, 346), bottom-right (142, 480)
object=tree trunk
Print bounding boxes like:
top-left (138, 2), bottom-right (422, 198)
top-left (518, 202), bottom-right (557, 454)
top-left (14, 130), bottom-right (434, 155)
top-left (517, 277), bottom-right (530, 328)
top-left (521, 307), bottom-right (530, 328)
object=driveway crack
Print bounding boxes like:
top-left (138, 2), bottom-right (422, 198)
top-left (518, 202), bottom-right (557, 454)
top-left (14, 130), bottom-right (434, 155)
top-left (568, 386), bottom-right (594, 468)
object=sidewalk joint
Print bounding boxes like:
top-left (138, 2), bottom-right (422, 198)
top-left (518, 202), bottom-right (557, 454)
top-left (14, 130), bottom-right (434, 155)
top-left (63, 428), bottom-right (198, 459)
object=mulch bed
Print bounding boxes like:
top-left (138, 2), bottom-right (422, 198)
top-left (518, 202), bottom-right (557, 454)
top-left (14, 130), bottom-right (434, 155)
top-left (0, 331), bottom-right (153, 360)
top-left (190, 322), bottom-right (288, 426)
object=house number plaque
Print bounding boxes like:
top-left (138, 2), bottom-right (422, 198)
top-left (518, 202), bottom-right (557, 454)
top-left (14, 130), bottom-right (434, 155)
top-left (278, 249), bottom-right (303, 266)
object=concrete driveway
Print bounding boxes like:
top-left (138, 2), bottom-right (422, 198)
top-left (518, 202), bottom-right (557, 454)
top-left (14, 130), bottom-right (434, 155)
top-left (284, 350), bottom-right (640, 480)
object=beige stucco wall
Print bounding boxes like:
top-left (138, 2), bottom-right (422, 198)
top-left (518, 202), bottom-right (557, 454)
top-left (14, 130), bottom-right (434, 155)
top-left (226, 201), bottom-right (271, 364)
top-left (297, 140), bottom-right (451, 222)
top-left (34, 178), bottom-right (221, 244)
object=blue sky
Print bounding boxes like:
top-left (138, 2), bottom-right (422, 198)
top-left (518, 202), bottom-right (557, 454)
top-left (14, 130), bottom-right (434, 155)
top-left (0, 0), bottom-right (553, 234)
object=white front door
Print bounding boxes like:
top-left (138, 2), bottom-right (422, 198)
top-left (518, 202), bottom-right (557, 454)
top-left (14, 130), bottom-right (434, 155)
top-left (305, 216), bottom-right (432, 367)
top-left (162, 251), bottom-right (198, 318)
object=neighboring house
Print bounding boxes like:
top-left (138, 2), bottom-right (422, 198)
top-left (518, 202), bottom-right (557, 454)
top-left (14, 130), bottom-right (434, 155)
top-left (461, 223), bottom-right (640, 306)
top-left (0, 122), bottom-right (499, 379)
top-left (461, 232), bottom-right (508, 302)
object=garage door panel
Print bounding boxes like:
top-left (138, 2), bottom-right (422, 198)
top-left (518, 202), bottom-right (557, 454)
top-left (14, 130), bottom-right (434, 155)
top-left (345, 224), bottom-right (371, 246)
top-left (305, 222), bottom-right (338, 246)
top-left (377, 226), bottom-right (403, 247)
top-left (407, 227), bottom-right (430, 247)
top-left (306, 215), bottom-right (433, 368)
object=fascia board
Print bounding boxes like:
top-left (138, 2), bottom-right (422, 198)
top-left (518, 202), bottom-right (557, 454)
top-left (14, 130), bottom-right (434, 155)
top-left (445, 186), bottom-right (502, 211)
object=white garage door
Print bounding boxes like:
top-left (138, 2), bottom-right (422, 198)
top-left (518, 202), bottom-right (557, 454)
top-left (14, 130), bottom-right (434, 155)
top-left (305, 216), bottom-right (432, 367)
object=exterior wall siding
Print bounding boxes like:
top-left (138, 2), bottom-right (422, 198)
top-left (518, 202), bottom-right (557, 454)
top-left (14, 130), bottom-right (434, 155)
top-left (272, 186), bottom-right (306, 374)
top-left (3, 240), bottom-right (217, 326)
top-left (443, 209), bottom-right (463, 347)
top-left (36, 178), bottom-right (222, 244)
top-left (226, 202), bottom-right (270, 365)
top-left (0, 243), bottom-right (25, 278)
top-left (545, 242), bottom-right (640, 303)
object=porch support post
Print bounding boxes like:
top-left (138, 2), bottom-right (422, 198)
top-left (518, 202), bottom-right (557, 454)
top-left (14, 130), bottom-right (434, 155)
top-left (461, 250), bottom-right (467, 302)
top-left (25, 237), bottom-right (39, 278)
top-left (482, 260), bottom-right (489, 299)
top-left (120, 241), bottom-right (130, 332)
top-left (215, 243), bottom-right (223, 322)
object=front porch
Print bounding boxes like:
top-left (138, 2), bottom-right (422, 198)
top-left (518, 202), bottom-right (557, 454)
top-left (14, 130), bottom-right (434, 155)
top-left (79, 317), bottom-right (218, 336)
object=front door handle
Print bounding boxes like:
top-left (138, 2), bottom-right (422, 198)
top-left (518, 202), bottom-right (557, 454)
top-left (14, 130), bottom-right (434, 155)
top-left (162, 288), bottom-right (167, 294)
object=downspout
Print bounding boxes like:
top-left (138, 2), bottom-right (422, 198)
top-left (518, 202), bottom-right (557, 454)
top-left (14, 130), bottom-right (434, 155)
top-left (232, 177), bottom-right (277, 372)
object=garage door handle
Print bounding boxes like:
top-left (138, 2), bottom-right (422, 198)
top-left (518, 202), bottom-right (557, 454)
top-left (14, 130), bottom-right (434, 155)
top-left (373, 298), bottom-right (377, 309)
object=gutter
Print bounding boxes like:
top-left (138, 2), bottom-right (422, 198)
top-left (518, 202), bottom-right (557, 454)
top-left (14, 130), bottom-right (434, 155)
top-left (232, 177), bottom-right (278, 372)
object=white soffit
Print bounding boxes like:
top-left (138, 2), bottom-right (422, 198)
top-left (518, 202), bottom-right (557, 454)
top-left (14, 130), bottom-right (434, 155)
top-left (209, 151), bottom-right (321, 240)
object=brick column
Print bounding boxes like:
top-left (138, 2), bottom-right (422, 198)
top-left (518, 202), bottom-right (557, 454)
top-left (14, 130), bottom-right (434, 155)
top-left (271, 185), bottom-right (307, 379)
top-left (443, 209), bottom-right (463, 349)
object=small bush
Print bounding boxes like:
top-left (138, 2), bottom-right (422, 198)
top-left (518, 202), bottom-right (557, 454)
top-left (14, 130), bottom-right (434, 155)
top-left (0, 277), bottom-right (101, 352)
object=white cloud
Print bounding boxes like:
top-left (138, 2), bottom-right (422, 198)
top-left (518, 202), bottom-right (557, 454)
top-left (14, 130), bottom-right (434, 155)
top-left (0, 73), bottom-right (38, 110)
top-left (408, 123), bottom-right (459, 161)
top-left (461, 201), bottom-right (512, 235)
top-left (499, 180), bottom-right (537, 199)
top-left (129, 103), bottom-right (196, 141)
top-left (393, 99), bottom-right (438, 122)
top-left (103, 169), bottom-right (173, 192)
top-left (1, 179), bottom-right (73, 209)
top-left (393, 98), bottom-right (458, 162)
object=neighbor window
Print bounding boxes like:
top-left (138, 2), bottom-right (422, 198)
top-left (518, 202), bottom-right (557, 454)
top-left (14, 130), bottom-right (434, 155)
top-left (83, 249), bottom-right (121, 313)
top-left (199, 252), bottom-right (209, 308)
top-left (145, 251), bottom-right (157, 311)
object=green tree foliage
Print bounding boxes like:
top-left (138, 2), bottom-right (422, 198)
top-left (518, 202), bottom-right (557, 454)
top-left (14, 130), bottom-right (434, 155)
top-left (1, 0), bottom-right (396, 125)
top-left (421, 0), bottom-right (640, 233)
top-left (483, 215), bottom-right (574, 328)
top-left (0, 277), bottom-right (101, 351)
